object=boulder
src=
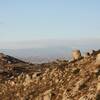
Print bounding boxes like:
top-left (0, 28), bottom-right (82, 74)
top-left (83, 52), bottom-right (90, 58)
top-left (96, 54), bottom-right (100, 65)
top-left (97, 83), bottom-right (100, 91)
top-left (90, 50), bottom-right (96, 55)
top-left (72, 50), bottom-right (81, 60)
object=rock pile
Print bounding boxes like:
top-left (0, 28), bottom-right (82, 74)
top-left (0, 50), bottom-right (99, 100)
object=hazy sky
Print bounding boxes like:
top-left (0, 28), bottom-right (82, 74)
top-left (0, 0), bottom-right (100, 48)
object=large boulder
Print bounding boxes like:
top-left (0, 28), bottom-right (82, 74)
top-left (95, 54), bottom-right (100, 65)
top-left (72, 50), bottom-right (81, 60)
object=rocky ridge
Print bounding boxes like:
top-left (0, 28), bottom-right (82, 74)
top-left (0, 50), bottom-right (100, 100)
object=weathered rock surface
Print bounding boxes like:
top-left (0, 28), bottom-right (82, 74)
top-left (96, 53), bottom-right (100, 65)
top-left (0, 50), bottom-right (100, 100)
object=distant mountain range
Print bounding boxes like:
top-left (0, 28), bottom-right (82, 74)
top-left (0, 43), bottom-right (99, 63)
top-left (0, 47), bottom-right (72, 63)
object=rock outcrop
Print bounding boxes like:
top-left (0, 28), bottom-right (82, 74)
top-left (0, 50), bottom-right (100, 100)
top-left (72, 50), bottom-right (82, 60)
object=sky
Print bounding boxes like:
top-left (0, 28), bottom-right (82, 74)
top-left (0, 0), bottom-right (100, 49)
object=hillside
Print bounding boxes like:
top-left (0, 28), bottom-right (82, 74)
top-left (0, 50), bottom-right (100, 100)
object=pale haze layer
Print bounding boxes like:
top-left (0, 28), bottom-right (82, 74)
top-left (0, 0), bottom-right (100, 49)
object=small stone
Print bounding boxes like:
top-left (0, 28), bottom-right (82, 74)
top-left (10, 81), bottom-right (15, 86)
top-left (72, 68), bottom-right (80, 74)
top-left (7, 61), bottom-right (11, 64)
top-left (98, 76), bottom-right (100, 81)
top-left (79, 96), bottom-right (87, 100)
top-left (96, 92), bottom-right (100, 100)
top-left (83, 52), bottom-right (90, 58)
top-left (97, 83), bottom-right (100, 91)
top-left (72, 79), bottom-right (86, 95)
top-left (23, 74), bottom-right (32, 86)
top-left (43, 89), bottom-right (52, 100)
top-left (90, 50), bottom-right (96, 55)
top-left (94, 68), bottom-right (100, 76)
